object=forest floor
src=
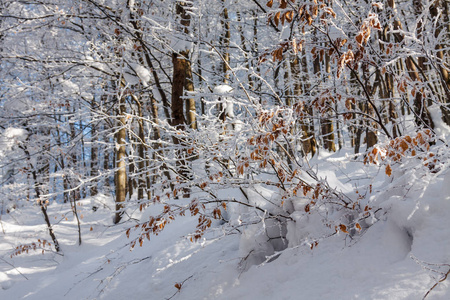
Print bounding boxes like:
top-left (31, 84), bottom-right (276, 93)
top-left (1, 146), bottom-right (450, 300)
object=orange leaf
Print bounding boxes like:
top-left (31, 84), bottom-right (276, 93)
top-left (385, 164), bottom-right (392, 177)
top-left (399, 140), bottom-right (408, 152)
top-left (306, 13), bottom-right (313, 25)
top-left (325, 7), bottom-right (336, 18)
top-left (311, 5), bottom-right (319, 18)
top-left (339, 224), bottom-right (348, 233)
top-left (237, 164), bottom-right (244, 175)
top-left (274, 11), bottom-right (281, 27)
top-left (399, 82), bottom-right (406, 93)
top-left (285, 11), bottom-right (294, 22)
top-left (356, 34), bottom-right (363, 45)
top-left (267, 0), bottom-right (273, 8)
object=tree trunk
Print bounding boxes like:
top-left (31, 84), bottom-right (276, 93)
top-left (171, 1), bottom-right (195, 197)
top-left (69, 112), bottom-right (81, 202)
top-left (300, 49), bottom-right (317, 156)
top-left (322, 50), bottom-right (336, 152)
top-left (137, 99), bottom-right (146, 201)
top-left (114, 95), bottom-right (127, 224)
top-left (218, 0), bottom-right (232, 122)
top-left (21, 144), bottom-right (60, 252)
top-left (185, 58), bottom-right (196, 129)
top-left (90, 97), bottom-right (98, 197)
top-left (237, 10), bottom-right (254, 89)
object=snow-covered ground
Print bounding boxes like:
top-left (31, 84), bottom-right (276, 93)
top-left (1, 146), bottom-right (450, 300)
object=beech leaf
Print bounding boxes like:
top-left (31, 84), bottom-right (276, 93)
top-left (385, 164), bottom-right (392, 177)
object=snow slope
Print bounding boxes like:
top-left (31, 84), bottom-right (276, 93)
top-left (1, 148), bottom-right (450, 300)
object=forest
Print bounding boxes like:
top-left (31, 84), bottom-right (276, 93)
top-left (1, 0), bottom-right (450, 299)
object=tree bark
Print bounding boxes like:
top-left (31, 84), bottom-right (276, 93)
top-left (114, 95), bottom-right (127, 224)
top-left (171, 1), bottom-right (195, 197)
top-left (90, 97), bottom-right (98, 197)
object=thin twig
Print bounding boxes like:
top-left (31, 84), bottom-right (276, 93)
top-left (166, 275), bottom-right (194, 300)
top-left (423, 266), bottom-right (450, 299)
top-left (0, 257), bottom-right (29, 280)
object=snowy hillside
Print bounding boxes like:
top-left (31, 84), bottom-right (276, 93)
top-left (2, 144), bottom-right (450, 300)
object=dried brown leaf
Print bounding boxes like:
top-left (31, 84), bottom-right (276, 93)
top-left (385, 164), bottom-right (392, 177)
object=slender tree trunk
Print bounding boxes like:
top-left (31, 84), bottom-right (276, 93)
top-left (218, 0), bottom-right (232, 122)
top-left (20, 144), bottom-right (60, 252)
top-left (150, 94), bottom-right (172, 198)
top-left (300, 49), bottom-right (317, 156)
top-left (103, 125), bottom-right (111, 189)
top-left (79, 116), bottom-right (87, 199)
top-left (349, 70), bottom-right (363, 154)
top-left (136, 99), bottom-right (146, 201)
top-left (55, 115), bottom-right (69, 203)
top-left (252, 10), bottom-right (262, 101)
top-left (322, 50), bottom-right (336, 152)
top-left (237, 10), bottom-right (254, 89)
top-left (90, 98), bottom-right (98, 197)
top-left (221, 0), bottom-right (231, 84)
top-left (69, 112), bottom-right (81, 202)
top-left (379, 25), bottom-right (400, 138)
top-left (114, 95), bottom-right (127, 224)
top-left (362, 62), bottom-right (378, 149)
top-left (128, 152), bottom-right (135, 199)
